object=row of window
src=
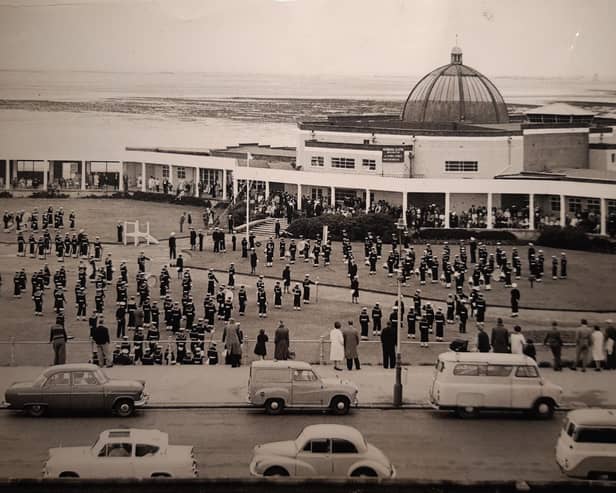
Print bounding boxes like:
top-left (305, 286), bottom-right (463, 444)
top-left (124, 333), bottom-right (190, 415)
top-left (452, 364), bottom-right (539, 378)
top-left (310, 156), bottom-right (377, 171)
top-left (445, 161), bottom-right (479, 172)
top-left (303, 438), bottom-right (358, 454)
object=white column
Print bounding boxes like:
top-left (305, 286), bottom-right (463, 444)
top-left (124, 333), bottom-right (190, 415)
top-left (168, 165), bottom-right (173, 186)
top-left (5, 160), bottom-right (10, 190)
top-left (232, 175), bottom-right (238, 200)
top-left (444, 192), bottom-right (451, 229)
top-left (81, 161), bottom-right (86, 191)
top-left (330, 186), bottom-right (336, 208)
top-left (486, 193), bottom-right (493, 229)
top-left (529, 193), bottom-right (535, 230)
top-left (365, 188), bottom-right (371, 213)
top-left (119, 162), bottom-right (125, 191)
top-left (601, 198), bottom-right (607, 236)
top-left (192, 167), bottom-right (199, 197)
top-left (42, 161), bottom-right (48, 191)
top-left (222, 170), bottom-right (228, 200)
top-left (141, 162), bottom-right (146, 192)
top-left (265, 180), bottom-right (270, 199)
top-left (402, 192), bottom-right (408, 225)
top-left (297, 183), bottom-right (302, 210)
top-left (560, 195), bottom-right (566, 227)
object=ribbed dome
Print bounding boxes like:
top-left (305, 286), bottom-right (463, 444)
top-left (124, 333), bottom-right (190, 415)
top-left (401, 47), bottom-right (509, 124)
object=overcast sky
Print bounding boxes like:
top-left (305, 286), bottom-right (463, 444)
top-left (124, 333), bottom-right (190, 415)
top-left (0, 0), bottom-right (613, 78)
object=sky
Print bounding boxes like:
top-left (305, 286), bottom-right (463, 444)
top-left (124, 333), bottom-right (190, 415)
top-left (0, 0), bottom-right (613, 78)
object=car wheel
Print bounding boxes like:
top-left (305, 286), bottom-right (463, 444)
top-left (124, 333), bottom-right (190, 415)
top-left (351, 467), bottom-right (378, 477)
top-left (588, 471), bottom-right (614, 481)
top-left (58, 472), bottom-right (79, 478)
top-left (114, 399), bottom-right (135, 417)
top-left (532, 399), bottom-right (555, 419)
top-left (26, 404), bottom-right (46, 417)
top-left (330, 396), bottom-right (350, 415)
top-left (456, 406), bottom-right (480, 419)
top-left (264, 398), bottom-right (284, 415)
top-left (151, 473), bottom-right (172, 478)
top-left (264, 466), bottom-right (289, 477)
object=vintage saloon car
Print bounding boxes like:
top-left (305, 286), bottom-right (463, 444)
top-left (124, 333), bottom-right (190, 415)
top-left (43, 429), bottom-right (198, 478)
top-left (249, 424), bottom-right (395, 478)
top-left (3, 364), bottom-right (148, 417)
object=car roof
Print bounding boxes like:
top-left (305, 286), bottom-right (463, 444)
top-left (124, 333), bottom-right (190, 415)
top-left (299, 425), bottom-right (365, 444)
top-left (100, 429), bottom-right (168, 446)
top-left (567, 409), bottom-right (616, 427)
top-left (42, 363), bottom-right (100, 376)
top-left (251, 360), bottom-right (312, 370)
top-left (438, 351), bottom-right (536, 365)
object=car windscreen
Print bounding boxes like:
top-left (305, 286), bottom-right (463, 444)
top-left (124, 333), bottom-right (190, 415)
top-left (95, 369), bottom-right (110, 383)
top-left (574, 427), bottom-right (616, 444)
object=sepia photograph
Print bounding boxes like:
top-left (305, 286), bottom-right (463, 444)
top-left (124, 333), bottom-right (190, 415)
top-left (0, 1), bottom-right (615, 491)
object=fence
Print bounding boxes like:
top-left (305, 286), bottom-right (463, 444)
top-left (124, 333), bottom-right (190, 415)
top-left (0, 337), bottom-right (577, 368)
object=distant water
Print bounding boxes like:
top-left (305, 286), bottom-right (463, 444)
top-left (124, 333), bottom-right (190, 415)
top-left (0, 70), bottom-right (615, 154)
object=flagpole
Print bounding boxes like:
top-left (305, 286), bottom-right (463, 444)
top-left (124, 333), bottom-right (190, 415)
top-left (246, 153), bottom-right (250, 244)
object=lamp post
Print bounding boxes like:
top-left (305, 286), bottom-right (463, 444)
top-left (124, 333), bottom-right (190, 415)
top-left (393, 218), bottom-right (406, 407)
top-left (246, 153), bottom-right (251, 244)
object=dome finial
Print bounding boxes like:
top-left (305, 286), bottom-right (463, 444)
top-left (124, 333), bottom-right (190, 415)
top-left (451, 35), bottom-right (462, 64)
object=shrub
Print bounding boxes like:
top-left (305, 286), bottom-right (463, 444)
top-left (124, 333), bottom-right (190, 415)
top-left (287, 213), bottom-right (397, 241)
top-left (0, 191), bottom-right (13, 198)
top-left (92, 191), bottom-right (219, 208)
top-left (228, 202), bottom-right (267, 227)
top-left (418, 228), bottom-right (518, 242)
top-left (29, 191), bottom-right (69, 199)
top-left (537, 226), bottom-right (615, 253)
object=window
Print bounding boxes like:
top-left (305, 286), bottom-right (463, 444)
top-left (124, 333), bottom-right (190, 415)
top-left (587, 198), bottom-right (600, 214)
top-left (331, 157), bottom-right (355, 169)
top-left (550, 196), bottom-right (561, 212)
top-left (304, 439), bottom-right (330, 453)
top-left (99, 443), bottom-right (132, 457)
top-left (486, 365), bottom-right (513, 377)
top-left (515, 366), bottom-right (539, 378)
top-left (176, 167), bottom-right (186, 179)
top-left (136, 444), bottom-right (160, 457)
top-left (453, 364), bottom-right (483, 376)
top-left (311, 188), bottom-right (324, 200)
top-left (44, 372), bottom-right (71, 387)
top-left (311, 156), bottom-right (324, 167)
top-left (612, 153), bottom-right (615, 164)
top-left (363, 139), bottom-right (370, 145)
top-left (72, 371), bottom-right (99, 386)
top-left (332, 439), bottom-right (358, 454)
top-left (568, 197), bottom-right (582, 213)
top-left (608, 200), bottom-right (616, 215)
top-left (574, 428), bottom-right (616, 444)
top-left (362, 159), bottom-right (377, 171)
top-left (162, 165), bottom-right (170, 179)
top-left (293, 370), bottom-right (317, 382)
top-left (445, 161), bottom-right (478, 172)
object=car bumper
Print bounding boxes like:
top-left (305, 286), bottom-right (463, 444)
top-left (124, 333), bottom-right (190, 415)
top-left (134, 393), bottom-right (149, 408)
top-left (0, 401), bottom-right (12, 409)
top-left (248, 461), bottom-right (263, 477)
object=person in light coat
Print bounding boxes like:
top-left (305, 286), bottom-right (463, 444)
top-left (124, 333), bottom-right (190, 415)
top-left (591, 325), bottom-right (605, 371)
top-left (329, 321), bottom-right (345, 371)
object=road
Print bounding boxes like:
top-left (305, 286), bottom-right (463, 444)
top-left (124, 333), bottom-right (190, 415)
top-left (0, 408), bottom-right (566, 480)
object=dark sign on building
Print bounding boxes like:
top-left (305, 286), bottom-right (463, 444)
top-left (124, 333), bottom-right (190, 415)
top-left (381, 146), bottom-right (406, 163)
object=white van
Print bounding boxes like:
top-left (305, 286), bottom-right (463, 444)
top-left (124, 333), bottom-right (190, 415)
top-left (429, 351), bottom-right (562, 418)
top-left (556, 409), bottom-right (616, 480)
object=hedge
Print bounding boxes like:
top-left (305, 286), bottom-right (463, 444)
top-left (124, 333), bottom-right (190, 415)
top-left (418, 228), bottom-right (518, 242)
top-left (0, 191), bottom-right (13, 198)
top-left (537, 226), bottom-right (615, 253)
top-left (287, 214), bottom-right (397, 242)
top-left (83, 191), bottom-right (222, 209)
top-left (29, 191), bottom-right (69, 199)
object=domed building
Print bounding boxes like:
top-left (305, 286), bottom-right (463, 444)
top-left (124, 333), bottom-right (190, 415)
top-left (401, 47), bottom-right (509, 124)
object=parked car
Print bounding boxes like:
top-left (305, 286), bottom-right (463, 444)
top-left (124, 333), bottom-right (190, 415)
top-left (429, 351), bottom-right (562, 418)
top-left (3, 363), bottom-right (148, 417)
top-left (248, 360), bottom-right (358, 415)
top-left (249, 424), bottom-right (395, 478)
top-left (43, 428), bottom-right (198, 478)
top-left (556, 408), bottom-right (616, 480)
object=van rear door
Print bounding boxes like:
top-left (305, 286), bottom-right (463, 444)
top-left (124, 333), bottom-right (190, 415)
top-left (511, 365), bottom-right (542, 409)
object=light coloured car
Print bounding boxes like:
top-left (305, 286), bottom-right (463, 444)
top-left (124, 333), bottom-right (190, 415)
top-left (3, 363), bottom-right (148, 417)
top-left (556, 408), bottom-right (616, 480)
top-left (248, 360), bottom-right (358, 415)
top-left (249, 424), bottom-right (395, 478)
top-left (43, 429), bottom-right (198, 478)
top-left (429, 351), bottom-right (562, 418)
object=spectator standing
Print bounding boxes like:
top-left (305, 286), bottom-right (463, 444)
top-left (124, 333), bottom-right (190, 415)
top-left (274, 321), bottom-right (290, 360)
top-left (591, 325), bottom-right (605, 371)
top-left (343, 321), bottom-right (360, 370)
top-left (49, 317), bottom-right (68, 365)
top-left (606, 321), bottom-right (616, 370)
top-left (491, 318), bottom-right (510, 353)
top-left (476, 325), bottom-right (491, 352)
top-left (92, 316), bottom-right (112, 367)
top-left (380, 321), bottom-right (396, 369)
top-left (222, 319), bottom-right (242, 367)
top-left (510, 285), bottom-right (520, 317)
top-left (543, 322), bottom-right (563, 371)
top-left (329, 321), bottom-right (345, 371)
top-left (254, 329), bottom-right (269, 360)
top-left (168, 232), bottom-right (177, 260)
top-left (510, 325), bottom-right (526, 354)
top-left (574, 319), bottom-right (592, 372)
top-left (180, 213), bottom-right (186, 233)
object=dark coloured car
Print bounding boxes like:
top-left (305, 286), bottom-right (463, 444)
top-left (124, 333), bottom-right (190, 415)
top-left (3, 364), bottom-right (148, 417)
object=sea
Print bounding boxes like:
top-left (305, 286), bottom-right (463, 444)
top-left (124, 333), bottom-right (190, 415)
top-left (1, 70), bottom-right (615, 155)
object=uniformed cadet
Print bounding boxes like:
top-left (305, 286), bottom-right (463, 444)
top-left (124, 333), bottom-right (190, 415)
top-left (371, 303), bottom-right (382, 336)
top-left (292, 283), bottom-right (302, 310)
top-left (33, 287), bottom-right (44, 315)
top-left (359, 307), bottom-right (370, 340)
top-left (274, 281), bottom-right (282, 309)
top-left (116, 302), bottom-right (127, 338)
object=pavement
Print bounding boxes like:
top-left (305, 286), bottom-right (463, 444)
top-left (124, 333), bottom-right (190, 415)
top-left (1, 364), bottom-right (614, 409)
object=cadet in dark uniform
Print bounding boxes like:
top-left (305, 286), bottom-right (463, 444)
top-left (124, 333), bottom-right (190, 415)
top-left (116, 302), bottom-right (126, 338)
top-left (292, 283), bottom-right (302, 310)
top-left (274, 282), bottom-right (282, 309)
top-left (434, 307), bottom-right (445, 342)
top-left (302, 274), bottom-right (315, 304)
top-left (419, 316), bottom-right (430, 347)
top-left (257, 289), bottom-right (267, 318)
top-left (371, 303), bottom-right (382, 336)
top-left (33, 287), bottom-right (44, 316)
top-left (359, 307), bottom-right (370, 340)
